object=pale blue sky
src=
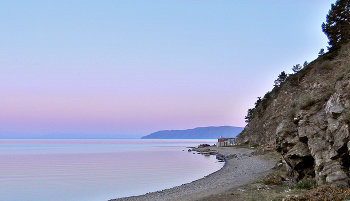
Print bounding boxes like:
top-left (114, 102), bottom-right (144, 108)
top-left (0, 0), bottom-right (334, 138)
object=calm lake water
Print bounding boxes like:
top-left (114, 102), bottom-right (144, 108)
top-left (0, 139), bottom-right (223, 201)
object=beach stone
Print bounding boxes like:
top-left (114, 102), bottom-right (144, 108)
top-left (110, 147), bottom-right (277, 201)
top-left (236, 61), bottom-right (350, 187)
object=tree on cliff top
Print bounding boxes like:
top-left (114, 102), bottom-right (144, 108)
top-left (274, 71), bottom-right (288, 87)
top-left (245, 108), bottom-right (256, 123)
top-left (322, 0), bottom-right (350, 52)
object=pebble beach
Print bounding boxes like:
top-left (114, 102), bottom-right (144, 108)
top-left (110, 146), bottom-right (278, 201)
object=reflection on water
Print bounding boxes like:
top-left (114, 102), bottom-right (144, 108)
top-left (0, 139), bottom-right (223, 201)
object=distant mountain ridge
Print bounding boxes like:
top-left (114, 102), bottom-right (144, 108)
top-left (141, 126), bottom-right (243, 139)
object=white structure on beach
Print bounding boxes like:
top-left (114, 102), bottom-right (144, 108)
top-left (217, 137), bottom-right (236, 147)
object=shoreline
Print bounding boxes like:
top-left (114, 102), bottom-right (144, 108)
top-left (110, 146), bottom-right (278, 201)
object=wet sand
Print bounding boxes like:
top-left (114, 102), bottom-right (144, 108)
top-left (110, 147), bottom-right (277, 201)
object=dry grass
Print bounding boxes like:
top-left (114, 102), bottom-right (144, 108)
top-left (285, 186), bottom-right (350, 201)
top-left (227, 172), bottom-right (350, 201)
top-left (200, 149), bottom-right (350, 201)
top-left (262, 166), bottom-right (287, 185)
top-left (299, 94), bottom-right (317, 110)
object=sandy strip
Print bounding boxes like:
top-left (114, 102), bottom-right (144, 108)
top-left (109, 147), bottom-right (277, 201)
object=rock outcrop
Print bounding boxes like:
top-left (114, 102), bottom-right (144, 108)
top-left (236, 44), bottom-right (350, 187)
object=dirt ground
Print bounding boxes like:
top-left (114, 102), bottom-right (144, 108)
top-left (113, 145), bottom-right (350, 201)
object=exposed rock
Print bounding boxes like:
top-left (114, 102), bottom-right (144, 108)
top-left (236, 43), bottom-right (350, 187)
top-left (325, 94), bottom-right (345, 118)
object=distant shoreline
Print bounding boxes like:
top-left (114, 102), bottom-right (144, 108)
top-left (110, 146), bottom-right (277, 201)
top-left (141, 126), bottom-right (243, 139)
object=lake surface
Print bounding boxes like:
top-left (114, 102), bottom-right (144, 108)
top-left (0, 139), bottom-right (223, 201)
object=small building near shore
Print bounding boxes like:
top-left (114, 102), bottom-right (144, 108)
top-left (217, 136), bottom-right (236, 147)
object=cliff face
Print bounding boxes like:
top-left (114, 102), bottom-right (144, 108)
top-left (236, 44), bottom-right (350, 187)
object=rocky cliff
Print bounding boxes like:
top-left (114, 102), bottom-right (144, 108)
top-left (236, 44), bottom-right (350, 187)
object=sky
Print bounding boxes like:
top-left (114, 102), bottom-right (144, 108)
top-left (0, 0), bottom-right (335, 139)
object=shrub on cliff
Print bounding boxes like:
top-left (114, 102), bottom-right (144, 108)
top-left (274, 71), bottom-right (288, 87)
top-left (245, 108), bottom-right (256, 123)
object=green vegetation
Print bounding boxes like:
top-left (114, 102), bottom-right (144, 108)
top-left (291, 62), bottom-right (307, 85)
top-left (322, 0), bottom-right (350, 52)
top-left (274, 71), bottom-right (288, 87)
top-left (239, 1), bottom-right (350, 200)
top-left (318, 48), bottom-right (325, 56)
top-left (245, 108), bottom-right (256, 123)
top-left (295, 177), bottom-right (316, 190)
top-left (245, 90), bottom-right (276, 122)
top-left (244, 0), bottom-right (350, 124)
top-left (292, 64), bottom-right (302, 73)
top-left (245, 71), bottom-right (289, 123)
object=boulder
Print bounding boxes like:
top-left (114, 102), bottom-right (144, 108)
top-left (236, 50), bottom-right (350, 187)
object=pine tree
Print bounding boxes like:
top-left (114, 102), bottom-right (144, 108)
top-left (254, 97), bottom-right (262, 107)
top-left (322, 0), bottom-right (350, 52)
top-left (303, 61), bottom-right (308, 68)
top-left (292, 64), bottom-right (302, 73)
top-left (318, 48), bottom-right (325, 56)
top-left (292, 64), bottom-right (302, 85)
top-left (274, 71), bottom-right (288, 87)
top-left (245, 108), bottom-right (256, 123)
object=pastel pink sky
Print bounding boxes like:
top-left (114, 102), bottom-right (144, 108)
top-left (0, 1), bottom-right (334, 138)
